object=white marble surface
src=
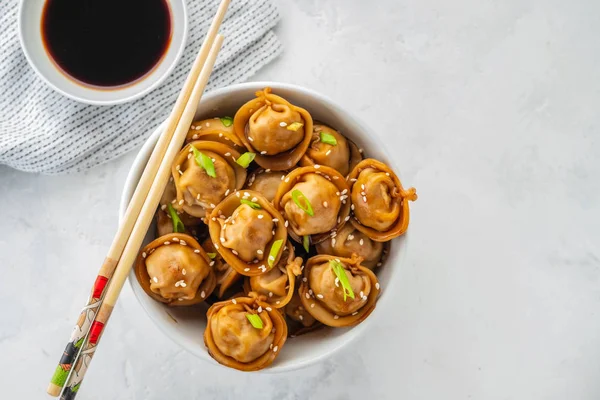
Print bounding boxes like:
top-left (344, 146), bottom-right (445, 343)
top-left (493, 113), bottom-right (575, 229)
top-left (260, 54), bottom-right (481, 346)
top-left (2, 0), bottom-right (600, 398)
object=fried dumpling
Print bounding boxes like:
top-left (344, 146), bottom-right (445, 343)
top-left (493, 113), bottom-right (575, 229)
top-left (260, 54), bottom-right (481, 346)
top-left (244, 169), bottom-right (287, 202)
top-left (299, 254), bottom-right (379, 327)
top-left (348, 159), bottom-right (417, 241)
top-left (315, 223), bottom-right (385, 269)
top-left (300, 123), bottom-right (362, 176)
top-left (172, 141), bottom-right (246, 218)
top-left (135, 233), bottom-right (216, 306)
top-left (274, 165), bottom-right (351, 244)
top-left (233, 88), bottom-right (313, 171)
top-left (244, 241), bottom-right (303, 308)
top-left (208, 191), bottom-right (287, 276)
top-left (185, 117), bottom-right (245, 152)
top-left (204, 294), bottom-right (287, 371)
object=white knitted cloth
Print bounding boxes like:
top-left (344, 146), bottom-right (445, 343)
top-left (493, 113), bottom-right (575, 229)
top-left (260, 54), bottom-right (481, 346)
top-left (0, 0), bottom-right (282, 174)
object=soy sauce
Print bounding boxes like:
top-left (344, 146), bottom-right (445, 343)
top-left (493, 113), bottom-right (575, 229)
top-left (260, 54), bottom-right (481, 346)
top-left (41, 0), bottom-right (172, 88)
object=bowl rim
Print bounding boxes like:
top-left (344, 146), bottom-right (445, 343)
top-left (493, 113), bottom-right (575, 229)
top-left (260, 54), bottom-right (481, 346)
top-left (119, 81), bottom-right (409, 372)
top-left (17, 0), bottom-right (189, 106)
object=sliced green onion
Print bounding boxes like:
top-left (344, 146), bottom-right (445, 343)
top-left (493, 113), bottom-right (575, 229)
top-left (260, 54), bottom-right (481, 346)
top-left (191, 145), bottom-right (216, 178)
top-left (220, 116), bottom-right (233, 127)
top-left (72, 383), bottom-right (81, 393)
top-left (236, 152), bottom-right (256, 168)
top-left (303, 235), bottom-right (310, 252)
top-left (268, 239), bottom-right (284, 268)
top-left (287, 122), bottom-right (304, 131)
top-left (291, 189), bottom-right (314, 216)
top-left (207, 252), bottom-right (217, 259)
top-left (320, 132), bottom-right (337, 146)
top-left (330, 260), bottom-right (355, 301)
top-left (167, 204), bottom-right (185, 233)
top-left (240, 198), bottom-right (261, 209)
top-left (245, 313), bottom-right (264, 329)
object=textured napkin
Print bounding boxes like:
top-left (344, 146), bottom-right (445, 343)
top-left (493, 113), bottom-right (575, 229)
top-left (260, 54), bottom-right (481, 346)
top-left (0, 0), bottom-right (282, 174)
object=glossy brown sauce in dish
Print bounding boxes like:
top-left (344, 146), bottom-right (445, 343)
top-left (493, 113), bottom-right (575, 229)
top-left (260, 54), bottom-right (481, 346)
top-left (41, 0), bottom-right (172, 88)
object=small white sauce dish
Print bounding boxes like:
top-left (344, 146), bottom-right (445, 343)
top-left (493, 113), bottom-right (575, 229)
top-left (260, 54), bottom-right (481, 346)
top-left (18, 0), bottom-right (187, 105)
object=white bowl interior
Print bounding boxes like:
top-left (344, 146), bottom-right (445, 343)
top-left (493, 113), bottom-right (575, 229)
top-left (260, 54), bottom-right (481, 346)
top-left (120, 82), bottom-right (408, 372)
top-left (19, 0), bottom-right (187, 105)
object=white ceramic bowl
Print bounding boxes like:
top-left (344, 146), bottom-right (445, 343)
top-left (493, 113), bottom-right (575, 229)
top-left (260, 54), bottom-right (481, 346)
top-left (18, 0), bottom-right (187, 105)
top-left (119, 82), bottom-right (408, 372)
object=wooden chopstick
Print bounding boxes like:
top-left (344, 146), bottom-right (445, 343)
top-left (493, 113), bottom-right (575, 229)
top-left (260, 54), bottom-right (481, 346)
top-left (57, 33), bottom-right (225, 400)
top-left (46, 1), bottom-right (231, 397)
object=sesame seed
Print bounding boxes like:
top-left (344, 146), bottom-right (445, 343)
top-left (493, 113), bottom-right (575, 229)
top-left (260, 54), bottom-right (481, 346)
top-left (244, 267), bottom-right (250, 272)
top-left (350, 178), bottom-right (357, 182)
top-left (285, 177), bottom-right (290, 183)
top-left (284, 220), bottom-right (289, 227)
top-left (219, 133), bottom-right (223, 137)
top-left (335, 277), bottom-right (340, 287)
top-left (334, 315), bottom-right (339, 320)
top-left (376, 283), bottom-right (380, 290)
top-left (196, 194), bottom-right (201, 200)
top-left (317, 294), bottom-right (324, 299)
top-left (235, 192), bottom-right (241, 198)
top-left (142, 252), bottom-right (147, 258)
top-left (359, 148), bottom-right (364, 153)
top-left (225, 189), bottom-right (230, 196)
top-left (160, 204), bottom-right (166, 211)
top-left (305, 293), bottom-right (310, 299)
top-left (377, 262), bottom-right (382, 267)
top-left (270, 344), bottom-right (273, 349)
top-left (363, 196), bottom-right (367, 202)
top-left (363, 296), bottom-right (368, 301)
top-left (332, 238), bottom-right (336, 246)
top-left (344, 216), bottom-right (350, 221)
top-left (298, 315), bottom-right (304, 321)
top-left (323, 201), bottom-right (328, 208)
top-left (325, 150), bottom-right (331, 156)
top-left (257, 249), bottom-right (263, 255)
top-left (188, 153), bottom-right (192, 159)
top-left (214, 244), bottom-right (219, 249)
top-left (269, 292), bottom-right (273, 297)
top-left (244, 192), bottom-right (250, 198)
top-left (164, 241), bottom-right (170, 245)
top-left (194, 249), bottom-right (200, 253)
top-left (260, 151), bottom-right (267, 155)
top-left (182, 269), bottom-right (186, 275)
top-left (251, 197), bottom-right (258, 202)
top-left (348, 234), bottom-right (354, 240)
top-left (232, 299), bottom-right (237, 304)
top-left (220, 237), bottom-right (225, 243)
top-left (281, 175), bottom-right (285, 181)
top-left (360, 291), bottom-right (364, 298)
top-left (386, 172), bottom-right (390, 176)
top-left (232, 250), bottom-right (239, 256)
top-left (276, 301), bottom-right (281, 304)
top-left (153, 277), bottom-right (158, 283)
top-left (333, 176), bottom-right (339, 180)
top-left (210, 203), bottom-right (216, 208)
top-left (201, 291), bottom-right (206, 298)
top-left (352, 311), bottom-right (358, 316)
top-left (205, 122), bottom-right (210, 127)
top-left (192, 134), bottom-right (199, 140)
top-left (176, 164), bottom-right (181, 171)
top-left (265, 169), bottom-right (271, 172)
top-left (266, 307), bottom-right (272, 311)
top-left (272, 218), bottom-right (279, 222)
top-left (359, 239), bottom-right (364, 246)
top-left (248, 136), bottom-right (254, 142)
top-left (211, 217), bottom-right (216, 221)
top-left (210, 261), bottom-right (215, 267)
top-left (273, 346), bottom-right (278, 352)
top-left (361, 184), bottom-right (365, 190)
top-left (303, 277), bottom-right (307, 282)
top-left (258, 214), bottom-right (264, 219)
top-left (178, 199), bottom-right (184, 205)
top-left (314, 164), bottom-right (320, 169)
top-left (351, 204), bottom-right (355, 210)
top-left (173, 237), bottom-right (179, 242)
top-left (258, 306), bottom-right (263, 313)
